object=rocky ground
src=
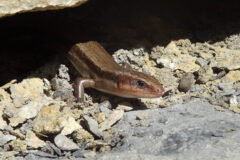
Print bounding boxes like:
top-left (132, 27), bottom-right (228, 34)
top-left (1, 37), bottom-right (240, 159)
top-left (0, 0), bottom-right (240, 160)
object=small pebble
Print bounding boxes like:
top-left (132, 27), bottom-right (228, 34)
top-left (178, 73), bottom-right (195, 92)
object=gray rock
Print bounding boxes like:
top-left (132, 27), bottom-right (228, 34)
top-left (83, 115), bottom-right (103, 138)
top-left (54, 134), bottom-right (79, 151)
top-left (49, 142), bottom-right (62, 156)
top-left (234, 88), bottom-right (240, 96)
top-left (0, 135), bottom-right (16, 146)
top-left (18, 153), bottom-right (56, 160)
top-left (99, 101), bottom-right (112, 113)
top-left (73, 149), bottom-right (85, 158)
top-left (196, 57), bottom-right (209, 67)
top-left (41, 142), bottom-right (62, 156)
top-left (92, 99), bottom-right (240, 160)
top-left (19, 119), bottom-right (33, 135)
top-left (218, 82), bottom-right (234, 91)
top-left (4, 125), bottom-right (13, 131)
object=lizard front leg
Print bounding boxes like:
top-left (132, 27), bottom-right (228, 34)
top-left (75, 78), bottom-right (95, 102)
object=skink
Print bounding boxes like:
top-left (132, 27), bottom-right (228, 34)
top-left (68, 41), bottom-right (164, 102)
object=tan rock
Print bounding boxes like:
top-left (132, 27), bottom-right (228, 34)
top-left (0, 0), bottom-right (88, 18)
top-left (229, 106), bottom-right (240, 113)
top-left (33, 105), bottom-right (81, 135)
top-left (211, 46), bottom-right (240, 70)
top-left (83, 151), bottom-right (96, 158)
top-left (60, 116), bottom-right (82, 135)
top-left (0, 106), bottom-right (7, 130)
top-left (221, 71), bottom-right (240, 83)
top-left (10, 78), bottom-right (44, 107)
top-left (0, 151), bottom-right (18, 160)
top-left (156, 41), bottom-right (200, 72)
top-left (116, 102), bottom-right (133, 111)
top-left (155, 68), bottom-right (178, 91)
top-left (72, 128), bottom-right (94, 144)
top-left (33, 105), bottom-right (62, 134)
top-left (136, 113), bottom-right (149, 120)
top-left (99, 110), bottom-right (124, 131)
top-left (197, 66), bottom-right (216, 83)
top-left (9, 139), bottom-right (27, 151)
top-left (9, 117), bottom-right (26, 127)
top-left (140, 97), bottom-right (165, 108)
top-left (0, 88), bottom-right (12, 102)
top-left (9, 129), bottom-right (25, 140)
top-left (25, 131), bottom-right (46, 148)
top-left (0, 79), bottom-right (17, 90)
top-left (96, 112), bottom-right (106, 124)
top-left (0, 88), bottom-right (14, 129)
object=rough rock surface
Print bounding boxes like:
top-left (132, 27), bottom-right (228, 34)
top-left (90, 99), bottom-right (240, 160)
top-left (0, 0), bottom-right (88, 18)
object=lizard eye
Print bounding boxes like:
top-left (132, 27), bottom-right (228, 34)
top-left (136, 80), bottom-right (146, 89)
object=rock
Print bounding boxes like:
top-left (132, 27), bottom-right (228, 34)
top-left (58, 64), bottom-right (70, 81)
top-left (0, 135), bottom-right (16, 146)
top-left (9, 129), bottom-right (25, 140)
top-left (72, 128), bottom-right (94, 144)
top-left (99, 110), bottom-right (124, 131)
top-left (196, 57), bottom-right (209, 67)
top-left (9, 117), bottom-right (26, 127)
top-left (73, 149), bottom-right (85, 158)
top-left (25, 131), bottom-right (46, 148)
top-left (178, 73), bottom-right (195, 92)
top-left (23, 150), bottom-right (57, 158)
top-left (211, 46), bottom-right (240, 70)
top-left (155, 68), bottom-right (178, 91)
top-left (6, 78), bottom-right (61, 127)
top-left (83, 115), bottom-right (103, 138)
top-left (217, 82), bottom-right (235, 97)
top-left (33, 105), bottom-right (61, 134)
top-left (97, 112), bottom-right (106, 124)
top-left (140, 97), bottom-right (165, 108)
top-left (221, 71), bottom-right (240, 83)
top-left (9, 139), bottom-right (27, 151)
top-left (113, 48), bottom-right (147, 68)
top-left (60, 116), bottom-right (82, 135)
top-left (136, 113), bottom-right (149, 120)
top-left (104, 99), bottom-right (240, 160)
top-left (150, 46), bottom-right (165, 60)
top-left (0, 88), bottom-right (12, 102)
top-left (0, 88), bottom-right (12, 129)
top-left (0, 0), bottom-right (88, 18)
top-left (34, 104), bottom-right (80, 135)
top-left (116, 103), bottom-right (133, 111)
top-left (51, 77), bottom-right (73, 101)
top-left (10, 78), bottom-right (44, 107)
top-left (48, 142), bottom-right (62, 156)
top-left (20, 119), bottom-right (33, 135)
top-left (83, 150), bottom-right (96, 158)
top-left (54, 134), bottom-right (79, 151)
top-left (156, 41), bottom-right (200, 72)
top-left (197, 66), bottom-right (216, 83)
top-left (4, 125), bottom-right (13, 132)
top-left (99, 101), bottom-right (112, 113)
top-left (0, 151), bottom-right (18, 160)
top-left (0, 107), bottom-right (7, 130)
top-left (7, 100), bottom-right (49, 127)
top-left (218, 82), bottom-right (234, 91)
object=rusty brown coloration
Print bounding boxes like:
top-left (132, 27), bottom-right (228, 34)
top-left (68, 41), bottom-right (164, 101)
